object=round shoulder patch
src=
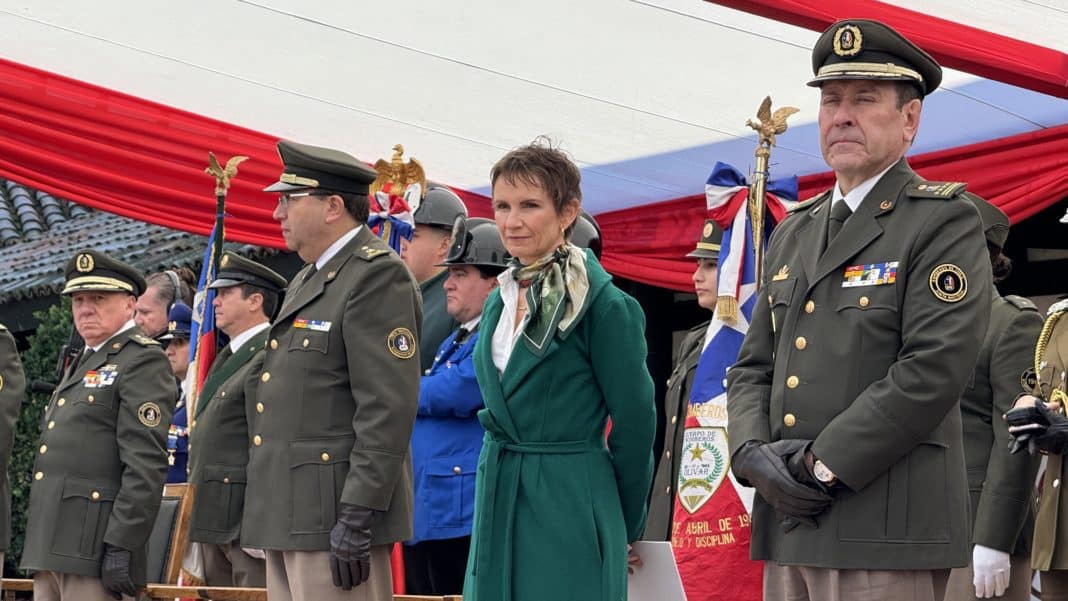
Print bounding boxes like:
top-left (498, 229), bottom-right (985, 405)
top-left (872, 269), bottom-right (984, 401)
top-left (1020, 367), bottom-right (1037, 392)
top-left (929, 264), bottom-right (967, 303)
top-left (138, 402), bottom-right (163, 427)
top-left (387, 327), bottom-right (416, 360)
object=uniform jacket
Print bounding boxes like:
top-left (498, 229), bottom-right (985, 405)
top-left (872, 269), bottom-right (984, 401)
top-left (0, 325), bottom-right (24, 552)
top-left (188, 330), bottom-right (268, 545)
top-left (419, 270), bottom-right (457, 373)
top-left (1030, 301), bottom-right (1068, 570)
top-left (165, 388), bottom-right (188, 484)
top-left (727, 158), bottom-right (992, 570)
top-left (408, 327), bottom-right (484, 544)
top-left (242, 227), bottom-right (422, 551)
top-left (962, 294), bottom-right (1041, 556)
top-left (463, 251), bottom-right (656, 601)
top-left (21, 326), bottom-right (174, 584)
top-left (644, 321), bottom-right (707, 541)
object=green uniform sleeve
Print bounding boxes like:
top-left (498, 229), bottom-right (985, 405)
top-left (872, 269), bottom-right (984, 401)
top-left (974, 308), bottom-right (1043, 551)
top-left (103, 347), bottom-right (174, 551)
top-left (340, 259), bottom-right (422, 510)
top-left (0, 328), bottom-right (24, 551)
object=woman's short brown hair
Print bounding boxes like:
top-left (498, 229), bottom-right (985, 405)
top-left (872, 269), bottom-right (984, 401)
top-left (490, 138), bottom-right (582, 237)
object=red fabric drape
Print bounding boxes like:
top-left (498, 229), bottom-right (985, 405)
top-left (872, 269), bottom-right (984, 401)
top-left (1, 57), bottom-right (1065, 294)
top-left (601, 124), bottom-right (1068, 291)
top-left (710, 0), bottom-right (1068, 99)
top-left (0, 57), bottom-right (492, 249)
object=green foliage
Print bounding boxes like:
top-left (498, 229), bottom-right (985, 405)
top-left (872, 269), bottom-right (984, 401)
top-left (8, 299), bottom-right (71, 575)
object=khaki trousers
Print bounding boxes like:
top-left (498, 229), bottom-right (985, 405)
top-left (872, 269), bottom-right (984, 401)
top-left (1039, 569), bottom-right (1068, 601)
top-left (33, 571), bottom-right (136, 601)
top-left (200, 541), bottom-right (267, 587)
top-left (764, 562), bottom-right (951, 601)
top-left (265, 545), bottom-right (392, 601)
top-left (943, 554), bottom-right (1032, 601)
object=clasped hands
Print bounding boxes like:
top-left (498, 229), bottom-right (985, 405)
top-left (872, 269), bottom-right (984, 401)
top-left (1005, 395), bottom-right (1068, 455)
top-left (732, 439), bottom-right (833, 532)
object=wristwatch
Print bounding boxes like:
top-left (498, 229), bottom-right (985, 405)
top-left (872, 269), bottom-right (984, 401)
top-left (812, 459), bottom-right (837, 485)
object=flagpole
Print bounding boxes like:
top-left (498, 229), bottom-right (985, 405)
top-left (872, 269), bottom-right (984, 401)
top-left (189, 152), bottom-right (247, 417)
top-left (745, 96), bottom-right (798, 284)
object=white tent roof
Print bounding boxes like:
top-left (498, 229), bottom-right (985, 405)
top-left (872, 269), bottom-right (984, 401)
top-left (1, 0), bottom-right (1066, 212)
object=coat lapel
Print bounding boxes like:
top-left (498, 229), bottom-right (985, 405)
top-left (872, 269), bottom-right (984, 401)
top-left (473, 292), bottom-right (521, 442)
top-left (808, 158), bottom-right (912, 289)
top-left (274, 228), bottom-right (367, 325)
top-left (793, 194), bottom-right (830, 285)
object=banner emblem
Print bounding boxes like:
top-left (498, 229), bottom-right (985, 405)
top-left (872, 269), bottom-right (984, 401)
top-left (677, 427), bottom-right (730, 514)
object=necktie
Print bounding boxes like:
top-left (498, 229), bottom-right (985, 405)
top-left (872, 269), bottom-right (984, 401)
top-left (454, 327), bottom-right (471, 346)
top-left (75, 348), bottom-right (93, 371)
top-left (827, 200), bottom-right (853, 244)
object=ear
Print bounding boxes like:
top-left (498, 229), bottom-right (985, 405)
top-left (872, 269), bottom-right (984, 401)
top-left (246, 291), bottom-right (265, 314)
top-left (901, 98), bottom-right (922, 145)
top-left (560, 199), bottom-right (580, 232)
top-left (437, 230), bottom-right (453, 259)
top-left (322, 194), bottom-right (346, 224)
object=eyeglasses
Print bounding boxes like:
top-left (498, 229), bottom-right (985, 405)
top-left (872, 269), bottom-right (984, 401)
top-left (277, 191), bottom-right (327, 210)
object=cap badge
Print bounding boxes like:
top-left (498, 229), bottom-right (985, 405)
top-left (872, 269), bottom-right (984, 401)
top-left (702, 222), bottom-right (714, 238)
top-left (76, 253), bottom-right (95, 273)
top-left (833, 24), bottom-right (863, 57)
top-left (168, 321), bottom-right (178, 333)
top-left (221, 255), bottom-right (230, 267)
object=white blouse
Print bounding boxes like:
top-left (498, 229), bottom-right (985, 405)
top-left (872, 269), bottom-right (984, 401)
top-left (491, 268), bottom-right (530, 376)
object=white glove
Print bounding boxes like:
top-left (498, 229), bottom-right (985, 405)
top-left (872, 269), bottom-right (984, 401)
top-left (972, 544), bottom-right (1011, 598)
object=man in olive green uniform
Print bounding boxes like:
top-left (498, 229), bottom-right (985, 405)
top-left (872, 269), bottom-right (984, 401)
top-left (943, 195), bottom-right (1041, 600)
top-left (1005, 226), bottom-right (1068, 599)
top-left (727, 20), bottom-right (992, 601)
top-left (22, 250), bottom-right (175, 601)
top-left (244, 140), bottom-right (422, 601)
top-left (186, 251), bottom-right (286, 587)
top-left (399, 186), bottom-right (467, 374)
top-left (0, 324), bottom-right (25, 581)
top-left (645, 219), bottom-right (722, 541)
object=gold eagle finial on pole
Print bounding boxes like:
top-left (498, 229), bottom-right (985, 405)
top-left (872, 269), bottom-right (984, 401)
top-left (371, 144), bottom-right (427, 199)
top-left (745, 96), bottom-right (798, 286)
top-left (205, 152), bottom-right (249, 197)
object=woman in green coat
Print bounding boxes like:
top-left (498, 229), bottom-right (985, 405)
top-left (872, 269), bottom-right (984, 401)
top-left (463, 141), bottom-right (656, 601)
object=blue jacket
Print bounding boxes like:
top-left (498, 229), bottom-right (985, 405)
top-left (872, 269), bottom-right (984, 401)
top-left (407, 326), bottom-right (485, 544)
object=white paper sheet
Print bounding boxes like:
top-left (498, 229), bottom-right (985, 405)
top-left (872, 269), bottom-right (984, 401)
top-left (626, 541), bottom-right (687, 601)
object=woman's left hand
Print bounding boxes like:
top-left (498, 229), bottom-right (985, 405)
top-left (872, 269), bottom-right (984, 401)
top-left (627, 544), bottom-right (643, 574)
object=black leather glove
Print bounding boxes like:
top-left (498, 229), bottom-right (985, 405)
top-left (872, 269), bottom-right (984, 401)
top-left (329, 503), bottom-right (378, 590)
top-left (100, 544), bottom-right (136, 600)
top-left (732, 440), bottom-right (832, 521)
top-left (1007, 402), bottom-right (1068, 455)
top-left (780, 440), bottom-right (830, 492)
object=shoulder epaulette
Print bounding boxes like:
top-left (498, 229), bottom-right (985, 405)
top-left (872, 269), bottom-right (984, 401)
top-left (907, 182), bottom-right (967, 199)
top-left (788, 191), bottom-right (830, 214)
top-left (358, 245), bottom-right (392, 261)
top-left (130, 333), bottom-right (160, 347)
top-left (1004, 295), bottom-right (1038, 312)
top-left (1048, 298), bottom-right (1068, 316)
